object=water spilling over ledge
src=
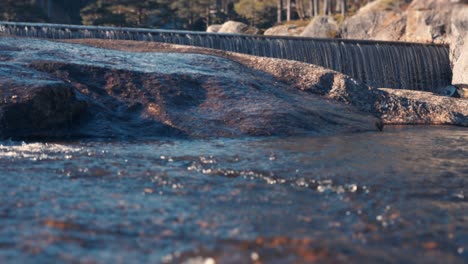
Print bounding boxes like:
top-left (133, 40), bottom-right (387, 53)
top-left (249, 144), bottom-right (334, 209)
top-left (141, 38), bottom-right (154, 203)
top-left (0, 21), bottom-right (452, 91)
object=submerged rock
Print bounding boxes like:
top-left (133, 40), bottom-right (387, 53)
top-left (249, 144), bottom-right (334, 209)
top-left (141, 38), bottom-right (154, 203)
top-left (0, 37), bottom-right (381, 139)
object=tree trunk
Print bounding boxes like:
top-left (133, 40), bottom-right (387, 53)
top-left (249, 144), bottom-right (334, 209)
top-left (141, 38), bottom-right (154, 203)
top-left (314, 0), bottom-right (319, 16)
top-left (206, 6), bottom-right (210, 27)
top-left (286, 0), bottom-right (291, 21)
top-left (323, 0), bottom-right (331, 15)
top-left (296, 0), bottom-right (305, 19)
top-left (277, 0), bottom-right (283, 23)
top-left (308, 0), bottom-right (314, 17)
top-left (341, 0), bottom-right (347, 16)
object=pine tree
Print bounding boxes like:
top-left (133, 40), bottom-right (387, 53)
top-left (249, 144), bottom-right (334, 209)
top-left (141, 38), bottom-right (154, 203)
top-left (0, 0), bottom-right (48, 22)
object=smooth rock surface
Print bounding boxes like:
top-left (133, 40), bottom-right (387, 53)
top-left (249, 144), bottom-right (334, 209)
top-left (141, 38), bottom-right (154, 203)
top-left (217, 21), bottom-right (258, 35)
top-left (64, 39), bottom-right (468, 128)
top-left (405, 0), bottom-right (453, 43)
top-left (300, 16), bottom-right (338, 38)
top-left (206, 24), bottom-right (222, 33)
top-left (0, 37), bottom-right (381, 139)
top-left (340, 0), bottom-right (407, 41)
top-left (263, 24), bottom-right (304, 36)
top-left (450, 5), bottom-right (468, 85)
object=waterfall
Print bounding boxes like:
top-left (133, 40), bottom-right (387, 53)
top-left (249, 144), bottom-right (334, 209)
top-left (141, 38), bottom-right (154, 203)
top-left (0, 22), bottom-right (452, 91)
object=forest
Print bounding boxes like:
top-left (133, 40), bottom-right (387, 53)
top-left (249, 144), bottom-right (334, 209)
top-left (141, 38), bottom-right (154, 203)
top-left (0, 0), bottom-right (401, 31)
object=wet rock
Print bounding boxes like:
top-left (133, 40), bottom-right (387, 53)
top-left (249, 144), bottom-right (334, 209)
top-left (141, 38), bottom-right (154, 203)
top-left (437, 85), bottom-right (460, 97)
top-left (0, 82), bottom-right (87, 139)
top-left (217, 21), bottom-right (258, 35)
top-left (263, 24), bottom-right (304, 37)
top-left (375, 88), bottom-right (468, 126)
top-left (0, 37), bottom-right (381, 139)
top-left (206, 24), bottom-right (222, 33)
top-left (301, 16), bottom-right (339, 38)
top-left (340, 0), bottom-right (407, 41)
top-left (65, 39), bottom-right (468, 128)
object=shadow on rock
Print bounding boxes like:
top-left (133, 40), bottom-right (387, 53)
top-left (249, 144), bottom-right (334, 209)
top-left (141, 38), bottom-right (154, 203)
top-left (0, 37), bottom-right (384, 139)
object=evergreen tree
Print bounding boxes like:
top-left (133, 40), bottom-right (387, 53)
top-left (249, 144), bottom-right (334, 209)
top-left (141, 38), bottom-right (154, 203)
top-left (234, 0), bottom-right (277, 28)
top-left (0, 0), bottom-right (48, 22)
top-left (81, 0), bottom-right (163, 27)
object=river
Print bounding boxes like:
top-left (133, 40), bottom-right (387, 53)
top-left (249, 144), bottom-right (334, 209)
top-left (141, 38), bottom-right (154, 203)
top-left (0, 126), bottom-right (466, 263)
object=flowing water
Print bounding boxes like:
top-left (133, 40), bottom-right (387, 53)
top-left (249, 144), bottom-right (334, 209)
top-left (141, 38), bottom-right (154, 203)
top-left (0, 126), bottom-right (466, 263)
top-left (0, 22), bottom-right (452, 91)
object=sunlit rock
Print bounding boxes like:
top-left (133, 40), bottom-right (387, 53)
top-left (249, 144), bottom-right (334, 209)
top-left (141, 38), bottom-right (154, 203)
top-left (340, 0), bottom-right (407, 41)
top-left (65, 39), bottom-right (468, 128)
top-left (301, 16), bottom-right (338, 38)
top-left (217, 21), bottom-right (258, 35)
top-left (0, 37), bottom-right (381, 139)
top-left (206, 24), bottom-right (222, 33)
top-left (263, 24), bottom-right (304, 37)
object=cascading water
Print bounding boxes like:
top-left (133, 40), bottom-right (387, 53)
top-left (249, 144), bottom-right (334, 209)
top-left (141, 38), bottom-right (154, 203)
top-left (0, 21), bottom-right (452, 91)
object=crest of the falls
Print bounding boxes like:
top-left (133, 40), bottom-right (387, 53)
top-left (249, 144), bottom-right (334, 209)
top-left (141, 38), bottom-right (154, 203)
top-left (0, 22), bottom-right (452, 92)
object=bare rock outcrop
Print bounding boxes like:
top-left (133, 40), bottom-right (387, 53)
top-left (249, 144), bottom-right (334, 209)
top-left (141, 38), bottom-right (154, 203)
top-left (450, 4), bottom-right (468, 86)
top-left (0, 37), bottom-right (381, 139)
top-left (340, 0), bottom-right (407, 41)
top-left (300, 16), bottom-right (338, 38)
top-left (64, 39), bottom-right (468, 128)
top-left (405, 0), bottom-right (453, 43)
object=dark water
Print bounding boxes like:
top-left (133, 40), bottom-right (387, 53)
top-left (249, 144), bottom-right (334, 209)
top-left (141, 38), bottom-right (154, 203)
top-left (0, 126), bottom-right (466, 263)
top-left (0, 22), bottom-right (452, 91)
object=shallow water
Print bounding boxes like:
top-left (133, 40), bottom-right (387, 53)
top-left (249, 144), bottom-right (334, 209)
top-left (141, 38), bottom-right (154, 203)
top-left (0, 126), bottom-right (466, 263)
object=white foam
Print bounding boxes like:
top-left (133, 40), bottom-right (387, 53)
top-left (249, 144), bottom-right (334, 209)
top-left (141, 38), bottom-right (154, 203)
top-left (0, 141), bottom-right (82, 160)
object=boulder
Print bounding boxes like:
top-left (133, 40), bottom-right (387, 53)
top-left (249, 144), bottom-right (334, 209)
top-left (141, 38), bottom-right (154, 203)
top-left (0, 37), bottom-right (381, 139)
top-left (405, 0), bottom-right (453, 43)
top-left (450, 5), bottom-right (468, 85)
top-left (300, 16), bottom-right (338, 38)
top-left (65, 39), bottom-right (468, 128)
top-left (263, 25), bottom-right (304, 36)
top-left (206, 24), bottom-right (222, 33)
top-left (454, 84), bottom-right (468, 98)
top-left (375, 88), bottom-right (468, 125)
top-left (452, 35), bottom-right (468, 86)
top-left (0, 82), bottom-right (87, 139)
top-left (340, 0), bottom-right (406, 41)
top-left (217, 21), bottom-right (258, 35)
